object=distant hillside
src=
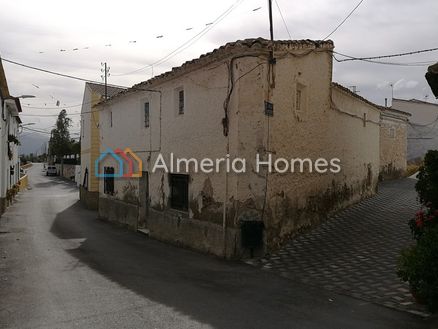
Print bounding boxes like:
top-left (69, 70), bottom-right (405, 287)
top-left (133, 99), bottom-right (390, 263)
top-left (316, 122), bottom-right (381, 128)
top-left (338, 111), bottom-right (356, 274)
top-left (18, 133), bottom-right (49, 155)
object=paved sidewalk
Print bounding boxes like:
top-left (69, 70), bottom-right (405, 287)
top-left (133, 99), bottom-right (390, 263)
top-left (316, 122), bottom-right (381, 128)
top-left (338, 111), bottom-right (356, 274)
top-left (246, 178), bottom-right (430, 317)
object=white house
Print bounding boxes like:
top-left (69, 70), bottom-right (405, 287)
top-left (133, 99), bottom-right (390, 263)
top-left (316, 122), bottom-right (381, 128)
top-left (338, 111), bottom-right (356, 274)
top-left (0, 59), bottom-right (22, 216)
top-left (392, 98), bottom-right (438, 161)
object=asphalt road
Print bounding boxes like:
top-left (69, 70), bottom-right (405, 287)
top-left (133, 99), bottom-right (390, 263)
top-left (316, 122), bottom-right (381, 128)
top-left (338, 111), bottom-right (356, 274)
top-left (0, 163), bottom-right (435, 329)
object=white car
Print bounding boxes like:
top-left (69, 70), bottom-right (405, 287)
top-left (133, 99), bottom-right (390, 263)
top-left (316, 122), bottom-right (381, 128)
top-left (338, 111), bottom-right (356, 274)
top-left (46, 165), bottom-right (57, 176)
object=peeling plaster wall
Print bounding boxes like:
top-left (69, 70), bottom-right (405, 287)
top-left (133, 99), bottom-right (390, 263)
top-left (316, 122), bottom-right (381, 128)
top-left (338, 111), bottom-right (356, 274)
top-left (236, 52), bottom-right (380, 251)
top-left (380, 114), bottom-right (408, 179)
top-left (94, 45), bottom-right (381, 257)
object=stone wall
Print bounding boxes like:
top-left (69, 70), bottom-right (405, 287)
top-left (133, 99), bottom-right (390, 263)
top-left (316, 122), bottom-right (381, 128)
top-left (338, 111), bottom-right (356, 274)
top-left (98, 196), bottom-right (138, 230)
top-left (79, 186), bottom-right (99, 210)
top-left (380, 110), bottom-right (409, 180)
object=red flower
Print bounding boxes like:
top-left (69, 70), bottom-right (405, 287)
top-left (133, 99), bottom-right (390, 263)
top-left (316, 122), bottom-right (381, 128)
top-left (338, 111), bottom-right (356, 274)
top-left (416, 218), bottom-right (424, 228)
top-left (416, 211), bottom-right (425, 220)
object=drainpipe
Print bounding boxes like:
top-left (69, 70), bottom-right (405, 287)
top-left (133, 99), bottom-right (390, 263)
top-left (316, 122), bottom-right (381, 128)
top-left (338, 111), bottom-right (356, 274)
top-left (222, 138), bottom-right (229, 258)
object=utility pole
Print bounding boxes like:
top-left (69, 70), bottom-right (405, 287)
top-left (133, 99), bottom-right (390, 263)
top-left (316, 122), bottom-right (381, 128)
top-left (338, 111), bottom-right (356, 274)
top-left (101, 62), bottom-right (110, 100)
top-left (268, 0), bottom-right (274, 42)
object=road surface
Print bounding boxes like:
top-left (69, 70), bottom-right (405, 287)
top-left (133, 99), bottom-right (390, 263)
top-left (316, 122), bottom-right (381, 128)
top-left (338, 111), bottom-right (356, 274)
top-left (0, 164), bottom-right (435, 328)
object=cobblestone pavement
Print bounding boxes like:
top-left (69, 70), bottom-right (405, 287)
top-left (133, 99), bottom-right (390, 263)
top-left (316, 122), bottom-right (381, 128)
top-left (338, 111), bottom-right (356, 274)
top-left (246, 178), bottom-right (430, 317)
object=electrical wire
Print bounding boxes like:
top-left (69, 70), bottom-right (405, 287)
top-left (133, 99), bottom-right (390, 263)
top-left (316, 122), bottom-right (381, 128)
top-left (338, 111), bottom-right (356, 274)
top-left (112, 0), bottom-right (245, 76)
top-left (333, 54), bottom-right (435, 67)
top-left (21, 103), bottom-right (84, 109)
top-left (323, 0), bottom-right (365, 40)
top-left (334, 48), bottom-right (438, 62)
top-left (274, 0), bottom-right (292, 39)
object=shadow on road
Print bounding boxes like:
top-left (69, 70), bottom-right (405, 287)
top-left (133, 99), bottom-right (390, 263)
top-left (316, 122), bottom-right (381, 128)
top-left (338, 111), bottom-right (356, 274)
top-left (49, 201), bottom-right (433, 329)
top-left (32, 176), bottom-right (78, 192)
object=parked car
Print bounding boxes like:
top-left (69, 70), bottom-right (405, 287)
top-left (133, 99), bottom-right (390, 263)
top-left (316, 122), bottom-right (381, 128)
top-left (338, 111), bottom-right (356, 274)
top-left (46, 165), bottom-right (57, 176)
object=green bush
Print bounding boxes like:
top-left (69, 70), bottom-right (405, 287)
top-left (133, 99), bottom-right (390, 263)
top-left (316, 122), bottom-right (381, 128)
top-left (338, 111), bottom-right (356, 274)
top-left (416, 150), bottom-right (438, 209)
top-left (398, 225), bottom-right (438, 312)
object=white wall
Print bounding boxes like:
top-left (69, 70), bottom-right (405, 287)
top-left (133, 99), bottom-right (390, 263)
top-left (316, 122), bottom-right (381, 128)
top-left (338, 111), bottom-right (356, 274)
top-left (392, 99), bottom-right (438, 161)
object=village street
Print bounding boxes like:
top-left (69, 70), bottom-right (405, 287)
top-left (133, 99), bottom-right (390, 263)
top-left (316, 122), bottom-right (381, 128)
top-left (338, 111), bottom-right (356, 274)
top-left (0, 163), bottom-right (435, 329)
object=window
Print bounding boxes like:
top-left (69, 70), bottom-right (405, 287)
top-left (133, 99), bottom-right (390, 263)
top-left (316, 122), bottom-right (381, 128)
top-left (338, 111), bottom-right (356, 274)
top-left (389, 127), bottom-right (396, 138)
top-left (296, 89), bottom-right (302, 112)
top-left (178, 89), bottom-right (184, 114)
top-left (104, 167), bottom-right (114, 195)
top-left (294, 82), bottom-right (307, 121)
top-left (170, 174), bottom-right (189, 211)
top-left (144, 102), bottom-right (150, 127)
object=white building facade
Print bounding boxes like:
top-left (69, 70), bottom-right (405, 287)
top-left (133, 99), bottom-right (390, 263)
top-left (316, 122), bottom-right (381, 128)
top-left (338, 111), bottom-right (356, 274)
top-left (392, 98), bottom-right (438, 162)
top-left (0, 59), bottom-right (22, 216)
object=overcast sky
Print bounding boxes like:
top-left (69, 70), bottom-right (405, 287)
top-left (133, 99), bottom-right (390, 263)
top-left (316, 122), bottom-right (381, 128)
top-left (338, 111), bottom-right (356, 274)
top-left (1, 0), bottom-right (437, 151)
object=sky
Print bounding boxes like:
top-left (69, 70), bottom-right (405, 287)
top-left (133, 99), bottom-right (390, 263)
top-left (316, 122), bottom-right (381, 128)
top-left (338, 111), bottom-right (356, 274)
top-left (1, 0), bottom-right (437, 154)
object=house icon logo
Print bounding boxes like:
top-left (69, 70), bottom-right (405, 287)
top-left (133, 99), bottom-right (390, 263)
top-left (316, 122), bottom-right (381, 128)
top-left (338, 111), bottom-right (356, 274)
top-left (95, 147), bottom-right (142, 178)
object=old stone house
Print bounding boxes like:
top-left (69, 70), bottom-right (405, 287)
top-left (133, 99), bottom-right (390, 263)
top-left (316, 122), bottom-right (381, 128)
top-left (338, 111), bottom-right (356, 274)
top-left (0, 59), bottom-right (22, 216)
top-left (82, 38), bottom-right (407, 258)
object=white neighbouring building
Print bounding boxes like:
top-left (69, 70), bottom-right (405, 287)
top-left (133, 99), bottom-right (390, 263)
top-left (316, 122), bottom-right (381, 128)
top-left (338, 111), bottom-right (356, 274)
top-left (0, 59), bottom-right (22, 216)
top-left (82, 38), bottom-right (409, 258)
top-left (392, 98), bottom-right (438, 162)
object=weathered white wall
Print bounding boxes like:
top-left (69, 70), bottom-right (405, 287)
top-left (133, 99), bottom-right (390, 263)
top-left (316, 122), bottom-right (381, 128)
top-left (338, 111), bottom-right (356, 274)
top-left (94, 40), bottom-right (381, 256)
top-left (380, 111), bottom-right (408, 178)
top-left (392, 99), bottom-right (438, 161)
top-left (235, 53), bottom-right (381, 249)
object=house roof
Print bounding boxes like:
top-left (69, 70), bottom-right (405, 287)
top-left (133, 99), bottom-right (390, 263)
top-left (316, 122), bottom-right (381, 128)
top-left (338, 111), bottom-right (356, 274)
top-left (100, 38), bottom-right (334, 105)
top-left (380, 106), bottom-right (411, 120)
top-left (0, 58), bottom-right (10, 99)
top-left (392, 98), bottom-right (438, 107)
top-left (331, 82), bottom-right (381, 110)
top-left (87, 82), bottom-right (125, 99)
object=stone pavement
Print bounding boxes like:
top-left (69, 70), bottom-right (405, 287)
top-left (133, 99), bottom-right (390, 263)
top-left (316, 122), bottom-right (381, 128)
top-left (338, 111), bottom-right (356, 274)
top-left (246, 178), bottom-right (431, 317)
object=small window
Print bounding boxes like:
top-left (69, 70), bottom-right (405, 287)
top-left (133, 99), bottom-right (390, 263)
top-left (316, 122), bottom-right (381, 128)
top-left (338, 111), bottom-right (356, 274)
top-left (178, 89), bottom-right (184, 114)
top-left (170, 174), bottom-right (189, 211)
top-left (104, 167), bottom-right (114, 195)
top-left (389, 127), bottom-right (396, 138)
top-left (294, 82), bottom-right (307, 121)
top-left (296, 89), bottom-right (302, 112)
top-left (144, 102), bottom-right (150, 127)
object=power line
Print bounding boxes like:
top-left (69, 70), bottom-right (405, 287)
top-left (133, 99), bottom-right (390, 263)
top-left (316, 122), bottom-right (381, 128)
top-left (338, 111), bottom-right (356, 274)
top-left (274, 0), bottom-right (292, 39)
top-left (20, 112), bottom-right (81, 117)
top-left (22, 103), bottom-right (84, 109)
top-left (1, 57), bottom-right (101, 83)
top-left (334, 47), bottom-right (438, 62)
top-left (323, 0), bottom-right (365, 40)
top-left (112, 0), bottom-right (245, 76)
top-left (333, 54), bottom-right (435, 67)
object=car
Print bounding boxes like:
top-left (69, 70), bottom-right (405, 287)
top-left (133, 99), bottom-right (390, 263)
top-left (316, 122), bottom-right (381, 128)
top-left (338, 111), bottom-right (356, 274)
top-left (46, 165), bottom-right (57, 176)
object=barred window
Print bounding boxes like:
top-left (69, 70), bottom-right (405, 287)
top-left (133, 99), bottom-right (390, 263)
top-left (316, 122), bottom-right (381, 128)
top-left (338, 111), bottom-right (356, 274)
top-left (104, 167), bottom-right (114, 195)
top-left (169, 174), bottom-right (188, 211)
top-left (144, 102), bottom-right (150, 127)
top-left (178, 90), bottom-right (184, 114)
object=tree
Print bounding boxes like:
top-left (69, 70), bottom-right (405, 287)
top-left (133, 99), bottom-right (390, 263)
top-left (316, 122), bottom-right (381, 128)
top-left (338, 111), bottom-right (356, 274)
top-left (49, 109), bottom-right (72, 163)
